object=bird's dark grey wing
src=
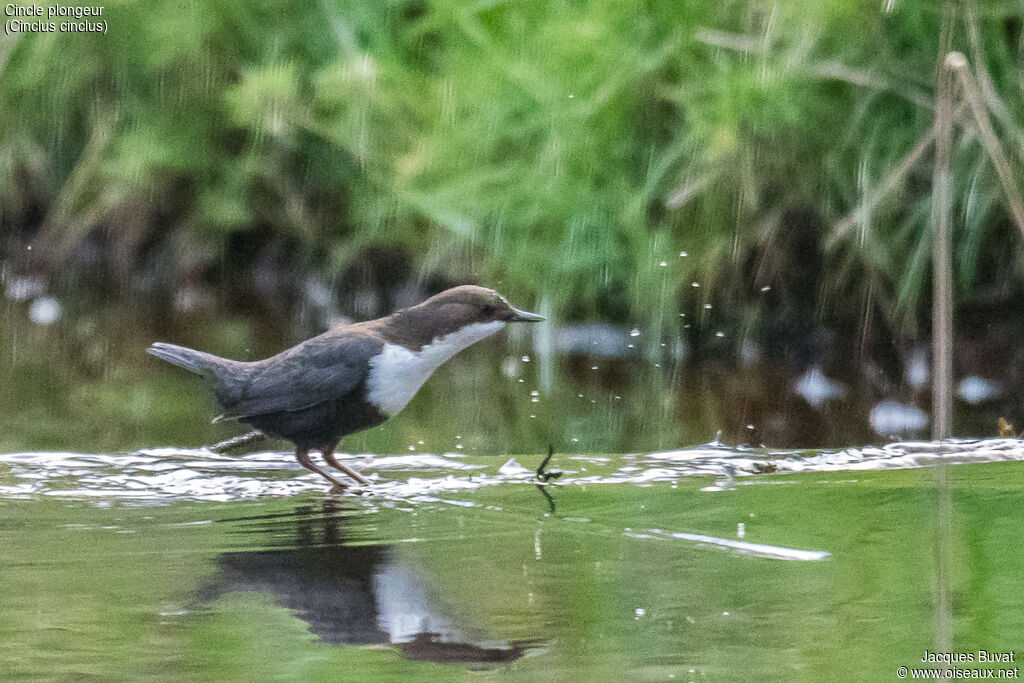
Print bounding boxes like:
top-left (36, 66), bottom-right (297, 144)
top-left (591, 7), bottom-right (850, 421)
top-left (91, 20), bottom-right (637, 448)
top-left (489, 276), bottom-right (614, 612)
top-left (217, 332), bottom-right (383, 419)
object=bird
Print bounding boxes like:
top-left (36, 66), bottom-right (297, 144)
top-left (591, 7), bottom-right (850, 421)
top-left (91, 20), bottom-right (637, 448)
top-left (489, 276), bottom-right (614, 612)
top-left (147, 285), bottom-right (544, 489)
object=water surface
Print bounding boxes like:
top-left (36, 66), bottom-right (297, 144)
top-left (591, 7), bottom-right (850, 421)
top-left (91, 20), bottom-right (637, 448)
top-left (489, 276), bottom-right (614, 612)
top-left (2, 440), bottom-right (1022, 680)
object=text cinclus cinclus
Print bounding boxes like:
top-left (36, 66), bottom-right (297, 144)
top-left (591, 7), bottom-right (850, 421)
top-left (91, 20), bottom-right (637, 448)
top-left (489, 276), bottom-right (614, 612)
top-left (147, 285), bottom-right (544, 489)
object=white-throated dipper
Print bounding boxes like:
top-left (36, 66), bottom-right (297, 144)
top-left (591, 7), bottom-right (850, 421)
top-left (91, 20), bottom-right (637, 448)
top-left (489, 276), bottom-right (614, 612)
top-left (147, 285), bottom-right (544, 489)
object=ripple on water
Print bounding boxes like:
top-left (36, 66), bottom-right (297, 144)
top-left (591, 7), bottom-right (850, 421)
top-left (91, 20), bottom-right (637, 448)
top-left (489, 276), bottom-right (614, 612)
top-left (0, 438), bottom-right (1022, 504)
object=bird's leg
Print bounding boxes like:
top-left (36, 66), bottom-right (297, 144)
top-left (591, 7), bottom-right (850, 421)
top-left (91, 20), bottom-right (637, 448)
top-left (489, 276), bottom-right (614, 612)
top-left (322, 444), bottom-right (371, 486)
top-left (295, 448), bottom-right (348, 490)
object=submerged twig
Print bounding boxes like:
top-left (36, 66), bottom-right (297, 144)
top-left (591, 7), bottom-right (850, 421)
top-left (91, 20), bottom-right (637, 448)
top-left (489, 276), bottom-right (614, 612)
top-left (535, 484), bottom-right (556, 514)
top-left (535, 444), bottom-right (563, 483)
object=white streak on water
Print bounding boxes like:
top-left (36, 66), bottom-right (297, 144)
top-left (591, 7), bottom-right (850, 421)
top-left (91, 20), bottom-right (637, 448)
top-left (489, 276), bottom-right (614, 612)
top-left (625, 528), bottom-right (830, 561)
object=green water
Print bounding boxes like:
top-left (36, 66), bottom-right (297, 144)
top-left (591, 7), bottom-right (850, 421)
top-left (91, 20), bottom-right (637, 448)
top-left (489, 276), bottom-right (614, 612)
top-left (2, 459), bottom-right (1022, 681)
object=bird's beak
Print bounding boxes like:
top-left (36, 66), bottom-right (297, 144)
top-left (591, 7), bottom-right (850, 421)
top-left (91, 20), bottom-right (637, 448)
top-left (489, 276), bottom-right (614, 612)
top-left (509, 306), bottom-right (545, 323)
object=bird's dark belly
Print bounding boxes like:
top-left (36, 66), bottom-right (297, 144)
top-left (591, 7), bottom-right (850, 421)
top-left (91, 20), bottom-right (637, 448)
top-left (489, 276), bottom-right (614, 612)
top-left (241, 395), bottom-right (388, 450)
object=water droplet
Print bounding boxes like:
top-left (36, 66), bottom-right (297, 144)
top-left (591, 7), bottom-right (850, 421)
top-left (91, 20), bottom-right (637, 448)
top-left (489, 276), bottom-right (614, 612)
top-left (29, 297), bottom-right (61, 325)
top-left (691, 281), bottom-right (700, 287)
top-left (629, 328), bottom-right (640, 337)
top-left (530, 390), bottom-right (540, 396)
top-left (715, 331), bottom-right (724, 338)
top-left (521, 355), bottom-right (530, 362)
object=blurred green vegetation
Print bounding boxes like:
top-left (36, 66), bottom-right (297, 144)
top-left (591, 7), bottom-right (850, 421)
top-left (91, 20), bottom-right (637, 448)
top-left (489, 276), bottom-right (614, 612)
top-left (3, 1), bottom-right (1024, 341)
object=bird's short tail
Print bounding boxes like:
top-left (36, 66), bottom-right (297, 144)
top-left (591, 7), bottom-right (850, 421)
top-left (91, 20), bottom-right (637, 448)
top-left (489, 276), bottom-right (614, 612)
top-left (148, 341), bottom-right (249, 408)
top-left (147, 342), bottom-right (226, 376)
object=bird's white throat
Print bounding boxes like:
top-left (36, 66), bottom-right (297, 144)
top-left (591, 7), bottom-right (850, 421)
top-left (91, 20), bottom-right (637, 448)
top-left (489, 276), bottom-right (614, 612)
top-left (366, 320), bottom-right (506, 416)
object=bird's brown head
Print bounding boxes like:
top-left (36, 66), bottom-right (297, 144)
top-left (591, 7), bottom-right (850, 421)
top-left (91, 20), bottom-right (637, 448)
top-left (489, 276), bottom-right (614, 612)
top-left (393, 285), bottom-right (544, 344)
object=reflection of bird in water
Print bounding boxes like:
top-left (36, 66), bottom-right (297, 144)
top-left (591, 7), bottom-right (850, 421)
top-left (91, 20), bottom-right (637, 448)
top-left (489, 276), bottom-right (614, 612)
top-left (198, 502), bottom-right (535, 665)
top-left (148, 286), bottom-right (543, 489)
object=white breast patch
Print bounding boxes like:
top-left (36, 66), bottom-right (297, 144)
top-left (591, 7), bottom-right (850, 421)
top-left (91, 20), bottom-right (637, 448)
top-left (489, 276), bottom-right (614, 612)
top-left (366, 320), bottom-right (506, 416)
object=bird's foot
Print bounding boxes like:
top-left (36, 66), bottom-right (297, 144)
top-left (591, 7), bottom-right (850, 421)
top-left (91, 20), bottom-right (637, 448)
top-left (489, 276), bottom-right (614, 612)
top-left (322, 448), bottom-right (372, 486)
